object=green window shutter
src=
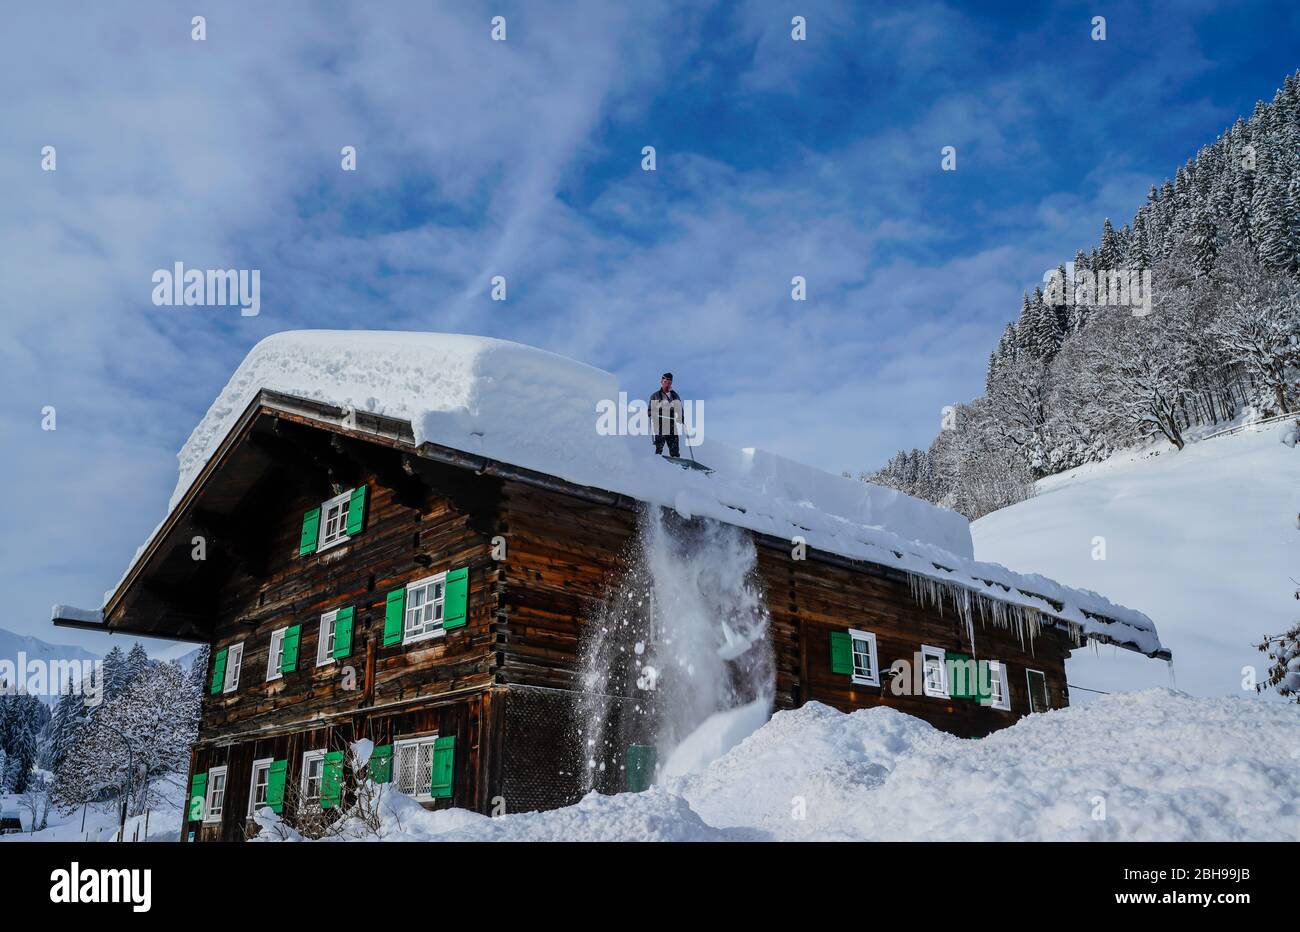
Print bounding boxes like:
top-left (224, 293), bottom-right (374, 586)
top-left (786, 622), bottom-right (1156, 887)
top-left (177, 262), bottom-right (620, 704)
top-left (946, 651), bottom-right (974, 699)
top-left (625, 744), bottom-right (657, 793)
top-left (369, 744), bottom-right (393, 783)
top-left (299, 507), bottom-right (321, 556)
top-left (281, 625), bottom-right (301, 673)
top-left (383, 588), bottom-right (405, 646)
top-left (320, 750), bottom-right (344, 810)
top-left (976, 660), bottom-right (993, 705)
top-left (442, 567), bottom-right (468, 629)
top-left (1027, 670), bottom-right (1049, 713)
top-left (188, 772), bottom-right (208, 822)
top-left (265, 760), bottom-right (287, 813)
top-left (209, 648), bottom-right (228, 694)
top-left (345, 485), bottom-right (368, 537)
top-left (333, 606), bottom-right (355, 659)
top-left (829, 631), bottom-right (853, 675)
top-left (429, 736), bottom-right (456, 798)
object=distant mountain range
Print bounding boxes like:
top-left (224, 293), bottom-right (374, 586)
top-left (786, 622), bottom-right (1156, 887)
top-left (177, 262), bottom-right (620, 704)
top-left (0, 628), bottom-right (100, 706)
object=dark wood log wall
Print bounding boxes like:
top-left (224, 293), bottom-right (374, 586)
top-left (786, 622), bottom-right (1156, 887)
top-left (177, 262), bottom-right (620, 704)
top-left (187, 428), bottom-right (506, 838)
top-left (757, 543), bottom-right (1070, 737)
top-left (496, 480), bottom-right (1070, 736)
top-left (494, 478), bottom-right (638, 691)
top-left (182, 423), bottom-right (1076, 837)
top-left (201, 457), bottom-right (499, 738)
top-left (189, 694), bottom-right (496, 841)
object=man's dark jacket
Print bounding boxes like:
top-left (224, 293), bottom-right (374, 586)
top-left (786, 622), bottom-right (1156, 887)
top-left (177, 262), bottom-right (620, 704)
top-left (648, 388), bottom-right (683, 437)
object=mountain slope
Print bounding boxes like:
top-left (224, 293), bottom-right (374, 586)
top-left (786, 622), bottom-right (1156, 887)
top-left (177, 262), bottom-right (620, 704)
top-left (970, 419), bottom-right (1297, 699)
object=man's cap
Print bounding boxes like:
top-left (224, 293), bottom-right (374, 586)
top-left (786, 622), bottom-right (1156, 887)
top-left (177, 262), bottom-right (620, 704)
top-left (661, 372), bottom-right (673, 380)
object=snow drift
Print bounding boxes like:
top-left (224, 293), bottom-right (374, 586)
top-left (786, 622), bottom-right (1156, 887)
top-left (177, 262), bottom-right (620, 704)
top-left (116, 330), bottom-right (1164, 657)
top-left (252, 689), bottom-right (1299, 842)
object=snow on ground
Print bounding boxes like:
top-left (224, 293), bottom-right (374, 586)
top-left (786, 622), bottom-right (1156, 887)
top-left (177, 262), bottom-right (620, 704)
top-left (108, 331), bottom-right (1162, 657)
top-left (0, 776), bottom-right (184, 843)
top-left (972, 419), bottom-right (1299, 700)
top-left (255, 690), bottom-right (1299, 842)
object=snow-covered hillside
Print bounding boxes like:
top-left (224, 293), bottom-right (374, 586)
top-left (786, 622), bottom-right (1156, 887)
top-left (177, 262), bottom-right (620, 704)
top-left (253, 691), bottom-right (1299, 842)
top-left (972, 419), bottom-right (1298, 700)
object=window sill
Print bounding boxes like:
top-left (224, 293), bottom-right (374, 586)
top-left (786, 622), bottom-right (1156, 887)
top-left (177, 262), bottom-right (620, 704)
top-left (402, 628), bottom-right (447, 647)
top-left (850, 675), bottom-right (880, 687)
top-left (316, 534), bottom-right (351, 555)
top-left (924, 689), bottom-right (950, 700)
top-left (316, 657), bottom-right (337, 668)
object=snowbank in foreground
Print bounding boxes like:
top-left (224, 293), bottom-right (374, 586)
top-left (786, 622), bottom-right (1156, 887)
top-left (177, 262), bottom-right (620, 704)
top-left (256, 690), bottom-right (1299, 842)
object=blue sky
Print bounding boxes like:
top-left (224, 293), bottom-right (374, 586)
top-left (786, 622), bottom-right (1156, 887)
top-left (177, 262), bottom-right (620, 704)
top-left (2, 0), bottom-right (1297, 651)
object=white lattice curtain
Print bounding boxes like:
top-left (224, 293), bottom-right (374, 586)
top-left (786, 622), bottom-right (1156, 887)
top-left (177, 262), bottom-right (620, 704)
top-left (395, 739), bottom-right (436, 797)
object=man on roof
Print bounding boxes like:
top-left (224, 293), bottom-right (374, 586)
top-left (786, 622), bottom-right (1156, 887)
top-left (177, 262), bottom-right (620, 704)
top-left (649, 372), bottom-right (683, 458)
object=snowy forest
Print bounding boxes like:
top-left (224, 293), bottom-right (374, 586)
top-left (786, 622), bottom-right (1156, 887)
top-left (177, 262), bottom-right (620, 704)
top-left (0, 644), bottom-right (202, 832)
top-left (867, 70), bottom-right (1300, 520)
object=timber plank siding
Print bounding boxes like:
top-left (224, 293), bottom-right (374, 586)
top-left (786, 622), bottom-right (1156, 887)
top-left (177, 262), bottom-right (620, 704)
top-left (104, 402), bottom-right (1083, 839)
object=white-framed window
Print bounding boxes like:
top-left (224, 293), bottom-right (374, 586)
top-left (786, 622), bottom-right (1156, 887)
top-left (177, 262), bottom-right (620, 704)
top-left (1026, 668), bottom-right (1049, 713)
top-left (849, 629), bottom-right (879, 686)
top-left (393, 735), bottom-right (439, 800)
top-left (987, 661), bottom-right (1011, 711)
top-left (403, 573), bottom-right (446, 645)
top-left (204, 766), bottom-right (228, 823)
top-left (267, 627), bottom-right (287, 681)
top-left (921, 644), bottom-right (949, 698)
top-left (317, 490), bottom-right (353, 552)
top-left (317, 610), bottom-right (339, 666)
top-left (222, 642), bottom-right (244, 693)
top-left (248, 758), bottom-right (273, 818)
top-left (300, 750), bottom-right (326, 805)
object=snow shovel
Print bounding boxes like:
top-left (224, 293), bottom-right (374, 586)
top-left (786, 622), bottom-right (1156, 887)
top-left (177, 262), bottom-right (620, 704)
top-left (662, 418), bottom-right (713, 474)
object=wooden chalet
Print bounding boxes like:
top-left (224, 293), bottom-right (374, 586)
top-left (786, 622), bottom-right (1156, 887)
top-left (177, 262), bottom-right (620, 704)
top-left (55, 387), bottom-right (1168, 841)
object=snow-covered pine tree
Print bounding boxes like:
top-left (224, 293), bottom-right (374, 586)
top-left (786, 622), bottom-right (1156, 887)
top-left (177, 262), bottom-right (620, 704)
top-left (123, 643), bottom-right (151, 687)
top-left (0, 695), bottom-right (45, 794)
top-left (1255, 577), bottom-right (1300, 702)
top-left (188, 645), bottom-right (211, 694)
top-left (1254, 167), bottom-right (1294, 273)
top-left (1021, 287), bottom-right (1063, 359)
top-left (101, 646), bottom-right (129, 702)
top-left (1098, 217), bottom-right (1119, 270)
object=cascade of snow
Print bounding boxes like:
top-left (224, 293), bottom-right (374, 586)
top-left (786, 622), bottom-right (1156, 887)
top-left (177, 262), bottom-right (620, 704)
top-left (575, 506), bottom-right (774, 792)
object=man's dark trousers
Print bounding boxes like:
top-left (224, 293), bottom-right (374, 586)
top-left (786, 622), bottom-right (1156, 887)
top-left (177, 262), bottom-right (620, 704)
top-left (654, 434), bottom-right (680, 457)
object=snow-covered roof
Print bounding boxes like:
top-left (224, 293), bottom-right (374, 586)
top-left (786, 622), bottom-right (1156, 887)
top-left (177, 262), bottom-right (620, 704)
top-left (122, 330), bottom-right (1166, 659)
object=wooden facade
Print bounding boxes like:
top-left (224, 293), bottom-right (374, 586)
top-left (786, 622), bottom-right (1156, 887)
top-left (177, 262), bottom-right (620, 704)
top-left (62, 392), bottom-right (1095, 841)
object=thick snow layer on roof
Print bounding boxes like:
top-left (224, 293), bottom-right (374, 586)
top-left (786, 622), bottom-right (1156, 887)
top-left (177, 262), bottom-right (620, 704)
top-left (250, 690), bottom-right (1298, 841)
top-left (175, 330), bottom-right (971, 552)
top-left (154, 330), bottom-right (1161, 655)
